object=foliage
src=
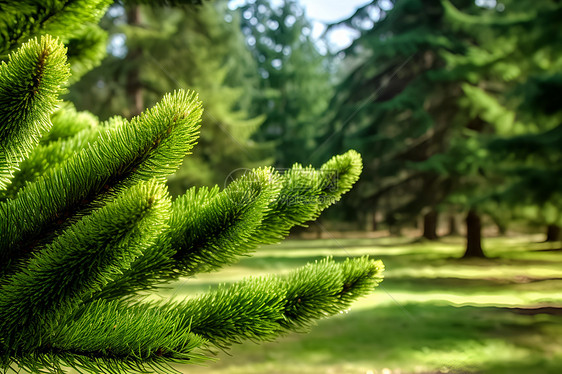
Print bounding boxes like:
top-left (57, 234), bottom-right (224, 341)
top-left (237, 0), bottom-right (333, 167)
top-left (0, 1), bottom-right (383, 373)
top-left (445, 0), bottom-right (562, 227)
top-left (69, 0), bottom-right (265, 190)
top-left (0, 0), bottom-right (111, 83)
top-left (320, 0), bottom-right (478, 228)
top-left (324, 0), bottom-right (562, 238)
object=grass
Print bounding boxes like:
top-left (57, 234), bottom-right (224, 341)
top-left (161, 235), bottom-right (562, 374)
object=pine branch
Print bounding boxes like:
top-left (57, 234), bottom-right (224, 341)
top-left (317, 149), bottom-right (363, 210)
top-left (253, 149), bottom-right (363, 244)
top-left (0, 90), bottom-right (202, 273)
top-left (0, 35), bottom-right (69, 190)
top-left (15, 256), bottom-right (382, 374)
top-left (4, 105), bottom-right (101, 198)
top-left (87, 151), bottom-right (363, 303)
top-left (173, 256), bottom-right (384, 347)
top-left (169, 167), bottom-right (281, 274)
top-left (8, 299), bottom-right (207, 374)
top-left (90, 167), bottom-right (281, 301)
top-left (91, 151), bottom-right (363, 302)
top-left (0, 180), bottom-right (171, 348)
top-left (44, 101), bottom-right (99, 143)
top-left (0, 0), bottom-right (112, 58)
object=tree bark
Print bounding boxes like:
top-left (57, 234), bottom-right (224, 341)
top-left (446, 215), bottom-right (459, 236)
top-left (545, 225), bottom-right (560, 242)
top-left (463, 209), bottom-right (485, 258)
top-left (372, 205), bottom-right (378, 231)
top-left (422, 209), bottom-right (438, 240)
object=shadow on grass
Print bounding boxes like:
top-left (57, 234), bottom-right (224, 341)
top-left (242, 252), bottom-right (458, 272)
top-left (169, 236), bottom-right (562, 373)
top-left (197, 302), bottom-right (562, 374)
top-left (384, 276), bottom-right (562, 290)
top-left (282, 303), bottom-right (562, 373)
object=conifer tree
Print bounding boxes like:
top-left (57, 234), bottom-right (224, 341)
top-left (426, 0), bottom-right (562, 248)
top-left (325, 0), bottom-right (561, 254)
top-left (69, 0), bottom-right (265, 190)
top-left (321, 0), bottom-right (477, 234)
top-left (237, 0), bottom-right (333, 168)
top-left (0, 1), bottom-right (383, 373)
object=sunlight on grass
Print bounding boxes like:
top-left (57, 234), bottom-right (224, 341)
top-left (163, 235), bottom-right (562, 374)
top-left (410, 339), bottom-right (531, 372)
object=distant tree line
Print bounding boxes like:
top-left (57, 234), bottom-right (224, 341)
top-left (69, 0), bottom-right (562, 257)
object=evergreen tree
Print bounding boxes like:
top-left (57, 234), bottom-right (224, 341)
top-left (432, 0), bottom-right (562, 249)
top-left (237, 0), bottom-right (333, 167)
top-left (321, 0), bottom-right (477, 235)
top-left (0, 1), bottom-right (383, 372)
top-left (69, 0), bottom-right (265, 190)
top-left (324, 0), bottom-right (561, 255)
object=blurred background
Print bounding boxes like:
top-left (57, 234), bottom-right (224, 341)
top-left (66, 0), bottom-right (562, 373)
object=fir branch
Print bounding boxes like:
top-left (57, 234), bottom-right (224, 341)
top-left (90, 168), bottom-right (281, 301)
top-left (8, 299), bottom-right (207, 374)
top-left (281, 256), bottom-right (383, 331)
top-left (0, 0), bottom-right (112, 58)
top-left (30, 256), bottom-right (382, 372)
top-left (317, 149), bottom-right (363, 210)
top-left (4, 119), bottom-right (101, 199)
top-left (253, 150), bottom-right (363, 243)
top-left (90, 152), bottom-right (363, 301)
top-left (0, 180), bottom-right (171, 348)
top-left (87, 233), bottom-right (176, 303)
top-left (173, 256), bottom-right (384, 347)
top-left (0, 35), bottom-right (69, 190)
top-left (169, 167), bottom-right (281, 274)
top-left (5, 102), bottom-right (103, 196)
top-left (0, 90), bottom-right (202, 273)
top-left (44, 101), bottom-right (99, 144)
top-left (174, 277), bottom-right (287, 348)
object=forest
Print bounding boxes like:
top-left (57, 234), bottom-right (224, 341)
top-left (0, 0), bottom-right (560, 373)
top-left (70, 0), bottom-right (562, 256)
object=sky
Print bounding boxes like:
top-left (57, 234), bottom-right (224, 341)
top-left (296, 0), bottom-right (371, 22)
top-left (229, 0), bottom-right (373, 50)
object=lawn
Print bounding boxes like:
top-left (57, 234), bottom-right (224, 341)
top-left (157, 235), bottom-right (562, 374)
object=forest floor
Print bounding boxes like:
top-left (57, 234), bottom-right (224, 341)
top-left (161, 234), bottom-right (562, 374)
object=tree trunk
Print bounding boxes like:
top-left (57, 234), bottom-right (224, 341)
top-left (463, 209), bottom-right (485, 258)
top-left (422, 209), bottom-right (438, 240)
top-left (126, 5), bottom-right (144, 117)
top-left (545, 225), bottom-right (560, 242)
top-left (446, 215), bottom-right (459, 236)
top-left (372, 205), bottom-right (378, 231)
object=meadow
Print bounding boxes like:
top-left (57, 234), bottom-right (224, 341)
top-left (158, 234), bottom-right (562, 374)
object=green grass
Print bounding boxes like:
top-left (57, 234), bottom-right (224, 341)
top-left (161, 235), bottom-right (562, 374)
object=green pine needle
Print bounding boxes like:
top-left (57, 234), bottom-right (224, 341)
top-left (0, 180), bottom-right (171, 347)
top-left (0, 35), bottom-right (69, 190)
top-left (0, 90), bottom-right (202, 273)
top-left (171, 256), bottom-right (384, 347)
top-left (0, 11), bottom-right (382, 371)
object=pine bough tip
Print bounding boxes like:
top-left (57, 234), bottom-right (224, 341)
top-left (0, 35), bottom-right (70, 191)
